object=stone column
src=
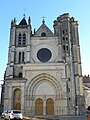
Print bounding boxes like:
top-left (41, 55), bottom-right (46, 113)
top-left (58, 44), bottom-right (63, 61)
top-left (43, 95), bottom-right (46, 115)
top-left (8, 84), bottom-right (13, 109)
top-left (21, 83), bottom-right (25, 114)
top-left (26, 26), bottom-right (31, 63)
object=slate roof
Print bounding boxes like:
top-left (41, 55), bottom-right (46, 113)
top-left (19, 18), bottom-right (27, 25)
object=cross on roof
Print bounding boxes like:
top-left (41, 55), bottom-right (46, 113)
top-left (42, 16), bottom-right (46, 19)
top-left (41, 16), bottom-right (46, 24)
top-left (23, 9), bottom-right (26, 18)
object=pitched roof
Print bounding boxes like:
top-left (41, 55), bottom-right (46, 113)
top-left (34, 20), bottom-right (54, 37)
top-left (19, 18), bottom-right (27, 25)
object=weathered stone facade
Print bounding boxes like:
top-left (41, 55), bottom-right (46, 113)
top-left (83, 75), bottom-right (90, 110)
top-left (3, 13), bottom-right (84, 116)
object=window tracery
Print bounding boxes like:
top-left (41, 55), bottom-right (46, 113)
top-left (18, 33), bottom-right (26, 46)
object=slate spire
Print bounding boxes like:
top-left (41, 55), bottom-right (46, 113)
top-left (19, 15), bottom-right (27, 25)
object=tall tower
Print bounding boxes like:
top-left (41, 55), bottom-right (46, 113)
top-left (53, 13), bottom-right (84, 114)
top-left (3, 13), bottom-right (84, 116)
top-left (5, 16), bottom-right (32, 79)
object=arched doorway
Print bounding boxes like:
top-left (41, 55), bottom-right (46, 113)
top-left (36, 98), bottom-right (43, 115)
top-left (46, 98), bottom-right (54, 115)
top-left (26, 73), bottom-right (62, 115)
top-left (13, 89), bottom-right (21, 110)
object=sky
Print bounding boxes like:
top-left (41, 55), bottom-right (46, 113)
top-left (0, 0), bottom-right (90, 85)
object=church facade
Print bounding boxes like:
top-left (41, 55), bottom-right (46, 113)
top-left (3, 13), bottom-right (84, 116)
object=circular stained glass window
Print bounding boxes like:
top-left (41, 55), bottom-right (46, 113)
top-left (37, 48), bottom-right (52, 62)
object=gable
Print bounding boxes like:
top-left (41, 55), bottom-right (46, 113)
top-left (34, 21), bottom-right (54, 37)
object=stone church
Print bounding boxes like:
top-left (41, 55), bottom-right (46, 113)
top-left (2, 13), bottom-right (84, 116)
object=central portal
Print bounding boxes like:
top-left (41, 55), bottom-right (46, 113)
top-left (35, 98), bottom-right (54, 115)
top-left (29, 73), bottom-right (62, 116)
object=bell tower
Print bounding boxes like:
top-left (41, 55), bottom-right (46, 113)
top-left (53, 13), bottom-right (83, 113)
top-left (5, 16), bottom-right (32, 79)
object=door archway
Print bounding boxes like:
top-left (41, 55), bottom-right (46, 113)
top-left (46, 98), bottom-right (54, 115)
top-left (36, 98), bottom-right (43, 115)
top-left (13, 89), bottom-right (21, 110)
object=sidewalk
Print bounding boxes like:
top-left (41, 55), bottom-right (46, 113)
top-left (24, 116), bottom-right (47, 120)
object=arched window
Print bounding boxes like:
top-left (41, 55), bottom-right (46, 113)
top-left (18, 33), bottom-right (26, 46)
top-left (18, 72), bottom-right (22, 78)
top-left (23, 33), bottom-right (26, 46)
top-left (62, 30), bottom-right (64, 34)
top-left (18, 33), bottom-right (21, 46)
top-left (22, 52), bottom-right (24, 62)
top-left (19, 52), bottom-right (21, 63)
top-left (66, 36), bottom-right (68, 41)
top-left (18, 52), bottom-right (25, 63)
top-left (63, 37), bottom-right (65, 40)
top-left (63, 45), bottom-right (65, 51)
top-left (41, 32), bottom-right (46, 37)
top-left (66, 45), bottom-right (68, 51)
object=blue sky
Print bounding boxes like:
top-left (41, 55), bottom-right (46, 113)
top-left (0, 0), bottom-right (90, 84)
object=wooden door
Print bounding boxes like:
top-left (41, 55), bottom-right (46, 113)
top-left (36, 98), bottom-right (43, 115)
top-left (46, 98), bottom-right (54, 115)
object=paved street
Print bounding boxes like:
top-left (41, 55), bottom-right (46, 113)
top-left (0, 115), bottom-right (87, 120)
top-left (0, 117), bottom-right (30, 120)
top-left (0, 116), bottom-right (47, 120)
